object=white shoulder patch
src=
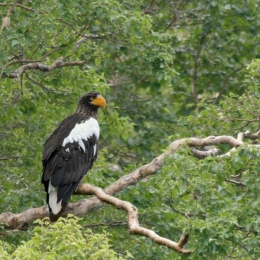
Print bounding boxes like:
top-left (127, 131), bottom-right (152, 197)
top-left (62, 117), bottom-right (100, 153)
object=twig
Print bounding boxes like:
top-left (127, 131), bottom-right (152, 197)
top-left (143, 0), bottom-right (156, 14)
top-left (6, 48), bottom-right (61, 67)
top-left (56, 18), bottom-right (83, 38)
top-left (214, 66), bottom-right (246, 104)
top-left (74, 30), bottom-right (121, 49)
top-left (168, 201), bottom-right (191, 219)
top-left (16, 3), bottom-right (46, 14)
top-left (225, 178), bottom-right (246, 187)
top-left (83, 220), bottom-right (127, 228)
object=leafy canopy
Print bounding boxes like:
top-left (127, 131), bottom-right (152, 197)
top-left (1, 0), bottom-right (260, 259)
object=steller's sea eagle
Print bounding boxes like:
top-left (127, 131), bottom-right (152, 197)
top-left (41, 91), bottom-right (106, 221)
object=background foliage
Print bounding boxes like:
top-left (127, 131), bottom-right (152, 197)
top-left (1, 0), bottom-right (260, 259)
top-left (2, 216), bottom-right (132, 259)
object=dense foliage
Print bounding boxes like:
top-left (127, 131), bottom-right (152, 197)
top-left (1, 0), bottom-right (260, 259)
top-left (1, 216), bottom-right (131, 259)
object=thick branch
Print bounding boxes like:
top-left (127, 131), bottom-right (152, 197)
top-left (0, 206), bottom-right (48, 230)
top-left (191, 147), bottom-right (219, 159)
top-left (81, 184), bottom-right (190, 254)
top-left (1, 58), bottom-right (86, 78)
top-left (169, 136), bottom-right (242, 152)
top-left (244, 129), bottom-right (260, 140)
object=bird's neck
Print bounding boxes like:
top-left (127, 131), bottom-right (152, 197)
top-left (76, 106), bottom-right (98, 119)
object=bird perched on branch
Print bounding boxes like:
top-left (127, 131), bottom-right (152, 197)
top-left (41, 91), bottom-right (106, 221)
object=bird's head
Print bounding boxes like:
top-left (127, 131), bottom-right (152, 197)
top-left (77, 91), bottom-right (106, 116)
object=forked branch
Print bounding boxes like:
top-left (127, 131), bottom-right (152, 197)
top-left (80, 184), bottom-right (190, 254)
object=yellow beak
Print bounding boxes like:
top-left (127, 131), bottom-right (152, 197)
top-left (91, 95), bottom-right (106, 108)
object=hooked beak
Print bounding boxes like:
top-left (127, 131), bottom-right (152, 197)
top-left (91, 95), bottom-right (106, 108)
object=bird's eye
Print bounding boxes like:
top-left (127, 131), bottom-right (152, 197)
top-left (90, 97), bottom-right (94, 101)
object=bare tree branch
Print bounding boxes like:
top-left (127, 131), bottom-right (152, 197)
top-left (244, 129), bottom-right (260, 140)
top-left (1, 57), bottom-right (86, 78)
top-left (74, 30), bottom-right (121, 50)
top-left (218, 132), bottom-right (244, 157)
top-left (80, 184), bottom-right (191, 254)
top-left (191, 146), bottom-right (219, 159)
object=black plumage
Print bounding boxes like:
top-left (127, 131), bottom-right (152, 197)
top-left (41, 91), bottom-right (106, 221)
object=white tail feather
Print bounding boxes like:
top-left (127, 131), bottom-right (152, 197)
top-left (48, 181), bottom-right (62, 215)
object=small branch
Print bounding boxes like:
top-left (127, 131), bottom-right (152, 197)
top-left (83, 220), bottom-right (127, 229)
top-left (0, 3), bottom-right (46, 14)
top-left (82, 184), bottom-right (191, 254)
top-left (16, 3), bottom-right (45, 14)
top-left (74, 31), bottom-right (121, 49)
top-left (225, 178), bottom-right (246, 187)
top-left (1, 57), bottom-right (86, 78)
top-left (143, 0), bottom-right (156, 14)
top-left (168, 202), bottom-right (191, 219)
top-left (5, 48), bottom-right (61, 67)
top-left (56, 18), bottom-right (83, 38)
top-left (214, 65), bottom-right (246, 104)
top-left (25, 73), bottom-right (57, 93)
top-left (6, 59), bottom-right (46, 67)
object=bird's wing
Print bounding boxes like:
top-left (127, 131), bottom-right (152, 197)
top-left (42, 114), bottom-right (99, 214)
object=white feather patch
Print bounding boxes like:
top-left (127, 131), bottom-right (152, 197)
top-left (93, 144), bottom-right (97, 156)
top-left (62, 117), bottom-right (100, 153)
top-left (48, 181), bottom-right (62, 215)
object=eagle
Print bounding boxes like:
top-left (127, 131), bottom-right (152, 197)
top-left (41, 91), bottom-right (106, 221)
